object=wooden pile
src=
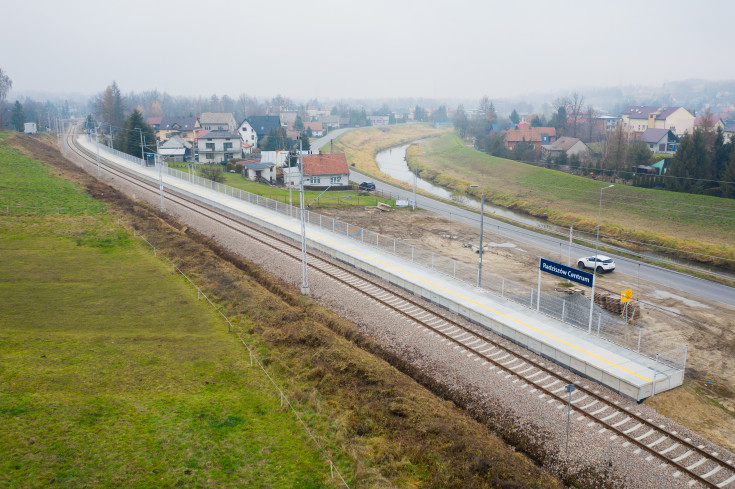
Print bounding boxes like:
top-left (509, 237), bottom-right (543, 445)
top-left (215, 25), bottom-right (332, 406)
top-left (594, 291), bottom-right (641, 320)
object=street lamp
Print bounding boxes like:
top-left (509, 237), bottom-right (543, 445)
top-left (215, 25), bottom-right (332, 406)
top-left (588, 184), bottom-right (614, 332)
top-left (470, 185), bottom-right (485, 289)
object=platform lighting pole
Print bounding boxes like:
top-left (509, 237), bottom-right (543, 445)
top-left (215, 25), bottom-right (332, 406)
top-left (94, 123), bottom-right (101, 178)
top-left (298, 136), bottom-right (310, 295)
top-left (157, 150), bottom-right (166, 211)
top-left (588, 185), bottom-right (614, 333)
top-left (137, 128), bottom-right (145, 161)
top-left (470, 185), bottom-right (484, 288)
top-left (412, 156), bottom-right (417, 211)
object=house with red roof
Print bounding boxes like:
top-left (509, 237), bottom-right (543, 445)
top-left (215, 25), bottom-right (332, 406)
top-left (504, 126), bottom-right (556, 151)
top-left (283, 154), bottom-right (350, 190)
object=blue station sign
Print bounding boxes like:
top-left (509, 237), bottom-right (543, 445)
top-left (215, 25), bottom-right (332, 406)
top-left (539, 258), bottom-right (594, 287)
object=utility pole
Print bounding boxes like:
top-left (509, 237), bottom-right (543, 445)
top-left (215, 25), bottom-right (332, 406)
top-left (298, 136), bottom-right (309, 295)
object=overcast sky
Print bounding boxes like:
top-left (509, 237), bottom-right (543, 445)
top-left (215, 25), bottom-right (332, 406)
top-left (3, 0), bottom-right (733, 101)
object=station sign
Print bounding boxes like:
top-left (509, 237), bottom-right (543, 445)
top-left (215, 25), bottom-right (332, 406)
top-left (539, 258), bottom-right (594, 287)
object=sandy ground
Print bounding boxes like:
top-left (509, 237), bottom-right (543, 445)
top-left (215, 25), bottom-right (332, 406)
top-left (318, 206), bottom-right (735, 453)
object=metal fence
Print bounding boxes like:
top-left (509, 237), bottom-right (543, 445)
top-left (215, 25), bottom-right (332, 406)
top-left (157, 162), bottom-right (689, 373)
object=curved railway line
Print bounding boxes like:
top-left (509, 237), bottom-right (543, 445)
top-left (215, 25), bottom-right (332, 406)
top-left (66, 131), bottom-right (735, 488)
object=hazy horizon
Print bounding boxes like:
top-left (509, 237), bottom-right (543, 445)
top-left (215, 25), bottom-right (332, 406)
top-left (3, 0), bottom-right (733, 103)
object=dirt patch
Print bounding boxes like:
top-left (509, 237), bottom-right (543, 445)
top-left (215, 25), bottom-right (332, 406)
top-left (320, 206), bottom-right (735, 454)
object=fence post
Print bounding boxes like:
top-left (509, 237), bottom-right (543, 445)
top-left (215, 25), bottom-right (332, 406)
top-left (332, 219), bottom-right (335, 233)
top-left (529, 289), bottom-right (533, 307)
top-left (637, 327), bottom-right (642, 353)
top-left (501, 278), bottom-right (505, 298)
top-left (197, 288), bottom-right (200, 300)
top-left (153, 247), bottom-right (156, 257)
top-left (453, 259), bottom-right (456, 278)
top-left (393, 238), bottom-right (396, 254)
top-left (377, 234), bottom-right (379, 248)
top-left (412, 245), bottom-right (415, 262)
top-left (596, 314), bottom-right (601, 336)
top-left (561, 300), bottom-right (566, 322)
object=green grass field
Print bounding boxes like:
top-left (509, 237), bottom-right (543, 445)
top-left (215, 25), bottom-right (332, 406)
top-left (0, 139), bottom-right (331, 488)
top-left (410, 134), bottom-right (735, 251)
top-left (169, 164), bottom-right (393, 208)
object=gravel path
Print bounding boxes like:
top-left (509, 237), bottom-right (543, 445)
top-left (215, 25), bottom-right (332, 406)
top-left (68, 146), bottom-right (734, 488)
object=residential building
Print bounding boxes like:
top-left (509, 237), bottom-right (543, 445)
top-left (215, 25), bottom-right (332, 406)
top-left (198, 112), bottom-right (237, 132)
top-left (146, 117), bottom-right (162, 132)
top-left (303, 121), bottom-right (323, 137)
top-left (541, 137), bottom-right (591, 160)
top-left (318, 115), bottom-right (341, 129)
top-left (694, 115), bottom-right (725, 132)
top-left (196, 130), bottom-right (242, 163)
top-left (237, 119), bottom-right (257, 150)
top-left (594, 115), bottom-right (620, 132)
top-left (240, 161), bottom-right (276, 184)
top-left (156, 117), bottom-right (198, 144)
top-left (504, 126), bottom-right (556, 151)
top-left (620, 106), bottom-right (695, 137)
top-left (280, 110), bottom-right (298, 126)
top-left (369, 116), bottom-right (389, 126)
top-left (284, 153), bottom-right (350, 190)
top-left (639, 128), bottom-right (679, 154)
top-left (248, 115), bottom-right (281, 147)
top-left (724, 124), bottom-right (735, 144)
top-left (158, 136), bottom-right (192, 162)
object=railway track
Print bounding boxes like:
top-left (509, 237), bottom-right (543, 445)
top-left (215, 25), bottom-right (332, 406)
top-left (66, 131), bottom-right (735, 488)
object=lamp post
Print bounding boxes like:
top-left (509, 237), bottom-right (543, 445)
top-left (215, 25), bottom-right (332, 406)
top-left (470, 185), bottom-right (485, 289)
top-left (94, 123), bottom-right (101, 178)
top-left (588, 184), bottom-right (614, 332)
top-left (297, 136), bottom-right (309, 295)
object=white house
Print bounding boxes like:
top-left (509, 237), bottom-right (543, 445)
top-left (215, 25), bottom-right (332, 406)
top-left (237, 119), bottom-right (257, 153)
top-left (639, 128), bottom-right (679, 154)
top-left (621, 106), bottom-right (695, 137)
top-left (198, 112), bottom-right (237, 132)
top-left (196, 130), bottom-right (242, 163)
top-left (284, 154), bottom-right (350, 190)
top-left (240, 161), bottom-right (276, 183)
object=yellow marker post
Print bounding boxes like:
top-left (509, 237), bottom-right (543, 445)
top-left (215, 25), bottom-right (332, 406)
top-left (621, 289), bottom-right (633, 303)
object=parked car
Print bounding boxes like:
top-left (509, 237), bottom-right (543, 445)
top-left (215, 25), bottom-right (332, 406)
top-left (358, 181), bottom-right (376, 191)
top-left (577, 255), bottom-right (616, 273)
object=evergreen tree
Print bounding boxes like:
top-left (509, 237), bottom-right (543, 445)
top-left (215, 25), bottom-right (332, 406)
top-left (293, 115), bottom-right (304, 131)
top-left (298, 131), bottom-right (310, 151)
top-left (11, 101), bottom-right (25, 131)
top-left (628, 140), bottom-right (652, 167)
top-left (721, 144), bottom-right (735, 198)
top-left (509, 109), bottom-right (520, 125)
top-left (666, 128), bottom-right (709, 193)
top-left (115, 109), bottom-right (154, 158)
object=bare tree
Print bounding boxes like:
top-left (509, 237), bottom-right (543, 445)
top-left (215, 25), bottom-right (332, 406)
top-left (0, 68), bottom-right (12, 127)
top-left (568, 92), bottom-right (585, 138)
top-left (585, 104), bottom-right (598, 142)
top-left (478, 95), bottom-right (496, 122)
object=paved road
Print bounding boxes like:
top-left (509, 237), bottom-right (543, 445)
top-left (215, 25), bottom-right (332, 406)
top-left (310, 132), bottom-right (735, 307)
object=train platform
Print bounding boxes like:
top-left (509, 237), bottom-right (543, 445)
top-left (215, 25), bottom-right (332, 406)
top-left (77, 136), bottom-right (683, 400)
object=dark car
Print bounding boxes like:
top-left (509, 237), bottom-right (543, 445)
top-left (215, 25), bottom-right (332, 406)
top-left (358, 181), bottom-right (376, 191)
